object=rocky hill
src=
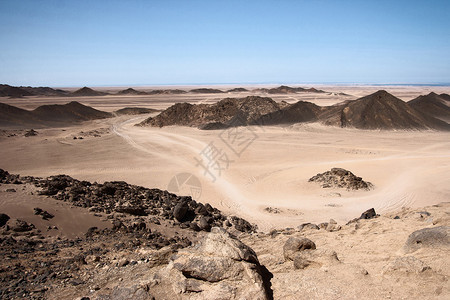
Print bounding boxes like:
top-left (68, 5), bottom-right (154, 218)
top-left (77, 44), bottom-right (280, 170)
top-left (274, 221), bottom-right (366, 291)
top-left (0, 84), bottom-right (34, 98)
top-left (0, 103), bottom-right (42, 128)
top-left (0, 101), bottom-right (112, 128)
top-left (139, 96), bottom-right (280, 128)
top-left (253, 100), bottom-right (321, 125)
top-left (117, 88), bottom-right (148, 95)
top-left (0, 84), bottom-right (74, 97)
top-left (319, 90), bottom-right (450, 130)
top-left (190, 88), bottom-right (225, 94)
top-left (71, 87), bottom-right (108, 97)
top-left (227, 87), bottom-right (249, 92)
top-left (408, 92), bottom-right (450, 122)
top-left (32, 101), bottom-right (112, 122)
top-left (148, 89), bottom-right (187, 95)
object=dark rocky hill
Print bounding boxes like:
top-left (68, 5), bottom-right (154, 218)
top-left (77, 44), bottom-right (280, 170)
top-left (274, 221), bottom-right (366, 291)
top-left (0, 101), bottom-right (112, 128)
top-left (139, 96), bottom-right (280, 128)
top-left (227, 88), bottom-right (249, 92)
top-left (190, 88), bottom-right (225, 94)
top-left (253, 101), bottom-right (321, 125)
top-left (32, 101), bottom-right (112, 122)
top-left (0, 103), bottom-right (43, 128)
top-left (148, 89), bottom-right (187, 95)
top-left (71, 87), bottom-right (108, 97)
top-left (253, 85), bottom-right (326, 94)
top-left (0, 84), bottom-right (34, 98)
top-left (408, 92), bottom-right (450, 121)
top-left (117, 88), bottom-right (147, 95)
top-left (319, 90), bottom-right (450, 130)
top-left (0, 84), bottom-right (71, 97)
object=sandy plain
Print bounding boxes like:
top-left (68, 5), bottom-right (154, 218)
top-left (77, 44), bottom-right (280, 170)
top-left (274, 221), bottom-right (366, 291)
top-left (1, 85), bottom-right (449, 232)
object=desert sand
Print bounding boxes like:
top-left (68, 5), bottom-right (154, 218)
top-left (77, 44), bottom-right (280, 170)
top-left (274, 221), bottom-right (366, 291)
top-left (1, 85), bottom-right (449, 231)
top-left (1, 85), bottom-right (449, 299)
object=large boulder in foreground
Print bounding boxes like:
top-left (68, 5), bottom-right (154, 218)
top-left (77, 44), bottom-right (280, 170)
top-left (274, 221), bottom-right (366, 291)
top-left (309, 168), bottom-right (373, 190)
top-left (149, 227), bottom-right (273, 299)
top-left (403, 226), bottom-right (449, 253)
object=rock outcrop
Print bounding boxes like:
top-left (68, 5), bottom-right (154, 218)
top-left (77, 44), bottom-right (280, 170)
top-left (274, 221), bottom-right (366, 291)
top-left (309, 168), bottom-right (373, 190)
top-left (150, 227), bottom-right (273, 299)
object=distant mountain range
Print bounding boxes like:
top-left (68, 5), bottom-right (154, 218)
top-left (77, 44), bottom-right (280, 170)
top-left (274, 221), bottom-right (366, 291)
top-left (0, 84), bottom-right (338, 98)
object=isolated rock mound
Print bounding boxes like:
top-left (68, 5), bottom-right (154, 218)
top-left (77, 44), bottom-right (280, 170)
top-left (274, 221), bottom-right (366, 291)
top-left (116, 88), bottom-right (147, 95)
top-left (403, 226), bottom-right (450, 253)
top-left (71, 86), bottom-right (107, 96)
top-left (151, 227), bottom-right (273, 299)
top-left (32, 101), bottom-right (112, 122)
top-left (309, 168), bottom-right (373, 190)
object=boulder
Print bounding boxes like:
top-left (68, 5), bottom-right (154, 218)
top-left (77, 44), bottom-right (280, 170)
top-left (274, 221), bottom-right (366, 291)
top-left (299, 223), bottom-right (320, 231)
top-left (0, 213), bottom-right (10, 227)
top-left (198, 216), bottom-right (211, 231)
top-left (360, 208), bottom-right (377, 219)
top-left (283, 237), bottom-right (316, 261)
top-left (403, 226), bottom-right (449, 253)
top-left (150, 227), bottom-right (273, 299)
top-left (173, 201), bottom-right (189, 222)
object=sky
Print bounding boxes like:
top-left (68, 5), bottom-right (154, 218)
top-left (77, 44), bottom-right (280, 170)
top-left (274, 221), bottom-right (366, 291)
top-left (0, 0), bottom-right (449, 87)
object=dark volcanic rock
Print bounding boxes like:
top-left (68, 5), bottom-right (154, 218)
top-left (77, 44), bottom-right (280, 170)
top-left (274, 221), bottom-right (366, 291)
top-left (309, 168), bottom-right (373, 191)
top-left (0, 213), bottom-right (10, 226)
top-left (173, 201), bottom-right (189, 222)
top-left (34, 207), bottom-right (54, 220)
top-left (360, 208), bottom-right (377, 219)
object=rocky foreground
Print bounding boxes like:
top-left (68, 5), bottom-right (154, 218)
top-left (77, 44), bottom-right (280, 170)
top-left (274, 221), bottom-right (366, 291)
top-left (0, 169), bottom-right (449, 299)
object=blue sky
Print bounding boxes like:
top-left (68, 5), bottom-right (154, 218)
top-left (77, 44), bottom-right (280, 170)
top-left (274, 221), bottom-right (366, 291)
top-left (0, 0), bottom-right (449, 87)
